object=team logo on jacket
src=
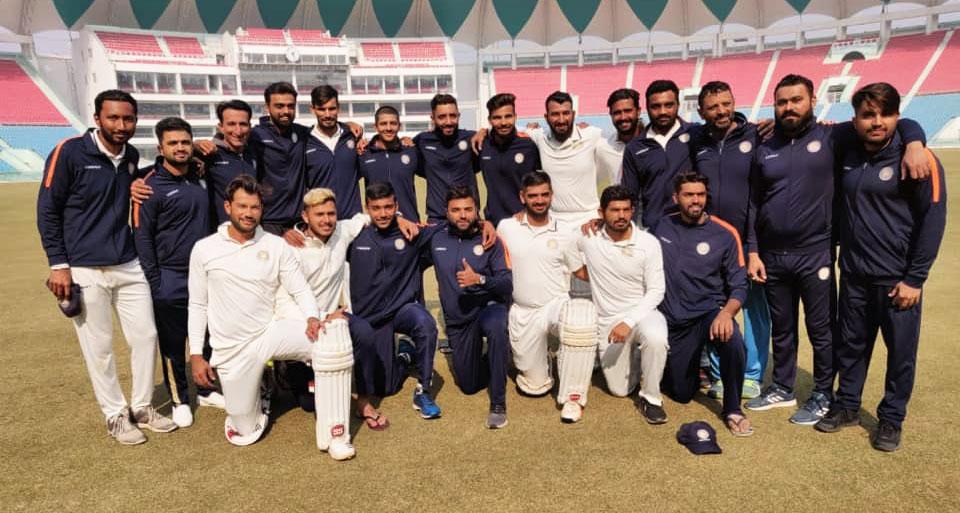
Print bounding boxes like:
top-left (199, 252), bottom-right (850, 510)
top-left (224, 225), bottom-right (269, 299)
top-left (514, 152), bottom-right (525, 164)
top-left (739, 140), bottom-right (753, 154)
top-left (806, 140), bottom-right (821, 153)
top-left (878, 166), bottom-right (895, 181)
top-left (394, 239), bottom-right (406, 251)
top-left (817, 267), bottom-right (830, 280)
top-left (458, 140), bottom-right (468, 151)
top-left (696, 242), bottom-right (710, 255)
top-left (401, 154), bottom-right (411, 165)
top-left (346, 139), bottom-right (355, 149)
top-left (678, 133), bottom-right (690, 143)
top-left (257, 250), bottom-right (269, 261)
top-left (473, 244), bottom-right (484, 256)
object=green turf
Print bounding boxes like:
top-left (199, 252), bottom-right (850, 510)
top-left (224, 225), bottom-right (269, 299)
top-left (2, 153), bottom-right (959, 512)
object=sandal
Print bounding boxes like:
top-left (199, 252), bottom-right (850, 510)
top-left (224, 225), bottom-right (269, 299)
top-left (725, 413), bottom-right (755, 437)
top-left (355, 409), bottom-right (390, 431)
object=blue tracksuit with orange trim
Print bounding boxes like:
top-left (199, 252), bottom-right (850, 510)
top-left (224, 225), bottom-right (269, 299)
top-left (305, 123), bottom-right (362, 218)
top-left (348, 220), bottom-right (438, 397)
top-left (425, 223), bottom-right (512, 407)
top-left (358, 137), bottom-right (421, 222)
top-left (653, 213), bottom-right (747, 416)
top-left (620, 121), bottom-right (694, 228)
top-left (250, 116), bottom-right (310, 231)
top-left (203, 138), bottom-right (256, 224)
top-left (414, 129), bottom-right (479, 222)
top-left (747, 118), bottom-right (925, 396)
top-left (478, 130), bottom-right (541, 226)
top-left (133, 159), bottom-right (214, 404)
top-left (834, 134), bottom-right (946, 428)
top-left (37, 129), bottom-right (140, 268)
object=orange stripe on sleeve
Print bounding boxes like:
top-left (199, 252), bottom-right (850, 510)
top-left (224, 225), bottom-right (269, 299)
top-left (925, 148), bottom-right (941, 203)
top-left (711, 216), bottom-right (745, 267)
top-left (132, 202), bottom-right (141, 228)
top-left (43, 139), bottom-right (70, 188)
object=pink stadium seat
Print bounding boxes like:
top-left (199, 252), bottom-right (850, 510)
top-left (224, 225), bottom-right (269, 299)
top-left (398, 42), bottom-right (446, 62)
top-left (164, 36), bottom-right (205, 57)
top-left (767, 45), bottom-right (842, 104)
top-left (918, 33), bottom-right (960, 94)
top-left (288, 29), bottom-right (339, 46)
top-left (0, 60), bottom-right (69, 125)
top-left (848, 33), bottom-right (942, 95)
top-left (633, 59), bottom-right (697, 107)
top-left (700, 52), bottom-right (773, 107)
top-left (237, 28), bottom-right (286, 46)
top-left (566, 64), bottom-right (629, 115)
top-left (95, 31), bottom-right (164, 57)
top-left (362, 43), bottom-right (396, 62)
top-left (494, 67), bottom-right (562, 118)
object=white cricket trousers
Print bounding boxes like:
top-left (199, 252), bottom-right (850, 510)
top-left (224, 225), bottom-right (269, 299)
top-left (211, 319), bottom-right (313, 435)
top-left (598, 311), bottom-right (669, 405)
top-left (508, 298), bottom-right (566, 395)
top-left (70, 260), bottom-right (158, 419)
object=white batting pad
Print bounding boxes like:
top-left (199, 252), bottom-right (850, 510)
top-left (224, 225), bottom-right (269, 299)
top-left (558, 298), bottom-right (597, 406)
top-left (312, 319), bottom-right (354, 454)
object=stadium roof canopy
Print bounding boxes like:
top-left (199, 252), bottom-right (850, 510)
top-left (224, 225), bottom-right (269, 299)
top-left (1, 0), bottom-right (951, 46)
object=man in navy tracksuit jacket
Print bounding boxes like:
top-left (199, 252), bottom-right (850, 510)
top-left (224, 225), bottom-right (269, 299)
top-left (815, 83), bottom-right (946, 452)
top-left (654, 172), bottom-right (749, 430)
top-left (348, 182), bottom-right (442, 419)
top-left (204, 136), bottom-right (256, 224)
top-left (358, 134), bottom-right (421, 222)
top-left (251, 112), bottom-right (310, 234)
top-left (424, 187), bottom-right (513, 428)
top-left (745, 74), bottom-right (927, 425)
top-left (414, 94), bottom-right (479, 222)
top-left (133, 118), bottom-right (216, 424)
top-left (304, 86), bottom-right (363, 219)
top-left (479, 93), bottom-right (542, 226)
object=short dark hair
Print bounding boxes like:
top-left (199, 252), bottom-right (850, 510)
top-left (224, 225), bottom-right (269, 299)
top-left (851, 82), bottom-right (900, 116)
top-left (445, 185), bottom-right (475, 205)
top-left (154, 117), bottom-right (193, 141)
top-left (264, 82), bottom-right (298, 104)
top-left (216, 99), bottom-right (252, 123)
top-left (94, 89), bottom-right (138, 116)
top-left (774, 74), bottom-right (814, 98)
top-left (645, 80), bottom-right (679, 104)
top-left (311, 85), bottom-right (339, 107)
top-left (374, 105), bottom-right (400, 124)
top-left (431, 94), bottom-right (458, 112)
top-left (521, 170), bottom-right (551, 190)
top-left (226, 174), bottom-right (262, 202)
top-left (365, 181), bottom-right (396, 202)
top-left (545, 90), bottom-right (573, 111)
top-left (698, 81), bottom-right (733, 108)
top-left (600, 185), bottom-right (637, 210)
top-left (674, 170), bottom-right (710, 193)
top-left (607, 88), bottom-right (640, 110)
top-left (486, 93), bottom-right (516, 114)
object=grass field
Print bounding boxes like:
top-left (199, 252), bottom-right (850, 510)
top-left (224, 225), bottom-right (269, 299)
top-left (2, 153), bottom-right (959, 512)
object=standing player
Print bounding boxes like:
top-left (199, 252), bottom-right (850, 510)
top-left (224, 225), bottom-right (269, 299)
top-left (425, 186), bottom-right (513, 428)
top-left (304, 85), bottom-right (362, 219)
top-left (596, 88), bottom-right (644, 186)
top-left (187, 176), bottom-right (326, 448)
top-left (478, 93), bottom-right (541, 226)
top-left (414, 94), bottom-right (478, 222)
top-left (133, 117), bottom-right (217, 428)
top-left (574, 186), bottom-right (670, 424)
top-left (816, 83), bottom-right (946, 451)
top-left (205, 100), bottom-right (257, 223)
top-left (654, 172), bottom-right (752, 436)
top-left (498, 172), bottom-right (597, 423)
top-left (357, 106), bottom-right (421, 222)
top-left (38, 89), bottom-right (176, 444)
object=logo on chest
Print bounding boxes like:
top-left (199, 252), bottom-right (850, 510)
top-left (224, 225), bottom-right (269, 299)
top-left (739, 140), bottom-right (753, 153)
top-left (696, 242), bottom-right (711, 255)
top-left (458, 140), bottom-right (469, 151)
top-left (257, 250), bottom-right (269, 261)
top-left (878, 166), bottom-right (895, 182)
top-left (806, 140), bottom-right (822, 153)
top-left (678, 133), bottom-right (690, 144)
top-left (394, 239), bottom-right (406, 251)
top-left (346, 139), bottom-right (355, 150)
top-left (473, 244), bottom-right (484, 256)
top-left (514, 152), bottom-right (525, 164)
top-left (401, 154), bottom-right (411, 165)
top-left (546, 239), bottom-right (558, 250)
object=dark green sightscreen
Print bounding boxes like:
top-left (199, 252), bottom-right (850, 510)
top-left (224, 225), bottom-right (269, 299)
top-left (702, 0), bottom-right (737, 22)
top-left (257, 0), bottom-right (301, 28)
top-left (131, 0), bottom-right (172, 29)
top-left (317, 0), bottom-right (357, 36)
top-left (371, 0), bottom-right (414, 37)
top-left (195, 0), bottom-right (238, 32)
top-left (492, 0), bottom-right (537, 39)
top-left (556, 0), bottom-right (601, 33)
top-left (428, 0), bottom-right (474, 37)
top-left (626, 0), bottom-right (668, 29)
top-left (52, 0), bottom-right (95, 28)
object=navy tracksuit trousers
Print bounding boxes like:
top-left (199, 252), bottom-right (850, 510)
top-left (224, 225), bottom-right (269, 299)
top-left (445, 303), bottom-right (510, 408)
top-left (153, 301), bottom-right (215, 404)
top-left (353, 303), bottom-right (438, 397)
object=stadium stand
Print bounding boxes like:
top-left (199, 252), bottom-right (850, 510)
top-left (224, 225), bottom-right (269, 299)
top-left (493, 67), bottom-right (562, 117)
top-left (397, 42), bottom-right (447, 62)
top-left (95, 31), bottom-right (164, 56)
top-left (919, 32), bottom-right (960, 94)
top-left (361, 43), bottom-right (397, 62)
top-left (0, 126), bottom-right (80, 158)
top-left (0, 60), bottom-right (69, 125)
top-left (768, 45), bottom-right (842, 100)
top-left (288, 29), bottom-right (339, 46)
top-left (236, 28), bottom-right (286, 46)
top-left (633, 59), bottom-right (697, 102)
top-left (824, 102), bottom-right (854, 122)
top-left (566, 64), bottom-right (629, 115)
top-left (699, 52), bottom-right (772, 107)
top-left (848, 33), bottom-right (942, 94)
top-left (903, 93), bottom-right (960, 138)
top-left (163, 36), bottom-right (205, 58)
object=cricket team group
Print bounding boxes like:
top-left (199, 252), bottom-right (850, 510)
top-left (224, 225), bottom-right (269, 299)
top-left (36, 72), bottom-right (946, 459)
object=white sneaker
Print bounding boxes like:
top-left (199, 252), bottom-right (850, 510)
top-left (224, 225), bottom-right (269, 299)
top-left (172, 404), bottom-right (193, 428)
top-left (327, 439), bottom-right (356, 461)
top-left (106, 408), bottom-right (146, 445)
top-left (561, 402), bottom-right (583, 424)
top-left (133, 405), bottom-right (178, 433)
top-left (197, 392), bottom-right (226, 409)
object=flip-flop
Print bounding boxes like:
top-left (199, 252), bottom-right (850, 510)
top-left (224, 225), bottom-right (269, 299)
top-left (355, 410), bottom-right (389, 431)
top-left (725, 414), bottom-right (755, 438)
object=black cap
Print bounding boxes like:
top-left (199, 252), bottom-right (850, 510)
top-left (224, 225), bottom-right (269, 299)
top-left (677, 421), bottom-right (722, 455)
top-left (58, 283), bottom-right (83, 318)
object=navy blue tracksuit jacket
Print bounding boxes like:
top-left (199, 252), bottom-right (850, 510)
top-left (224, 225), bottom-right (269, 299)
top-left (250, 116), bottom-right (310, 227)
top-left (203, 138), bottom-right (256, 224)
top-left (414, 129), bottom-right (479, 222)
top-left (305, 123), bottom-right (362, 218)
top-left (478, 131), bottom-right (541, 226)
top-left (358, 137), bottom-right (421, 222)
top-left (621, 120), bottom-right (694, 228)
top-left (37, 129), bottom-right (140, 267)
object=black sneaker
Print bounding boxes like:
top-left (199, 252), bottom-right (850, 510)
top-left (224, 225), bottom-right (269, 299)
top-left (814, 406), bottom-right (860, 433)
top-left (871, 421), bottom-right (902, 452)
top-left (638, 397), bottom-right (668, 424)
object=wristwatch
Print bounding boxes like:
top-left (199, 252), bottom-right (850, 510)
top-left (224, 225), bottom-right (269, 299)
top-left (478, 275), bottom-right (487, 286)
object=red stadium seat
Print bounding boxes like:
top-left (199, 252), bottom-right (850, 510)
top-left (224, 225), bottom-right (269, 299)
top-left (633, 58), bottom-right (697, 106)
top-left (362, 43), bottom-right (397, 62)
top-left (289, 30), bottom-right (340, 46)
top-left (848, 33), bottom-right (942, 95)
top-left (700, 52), bottom-right (773, 107)
top-left (566, 64), bottom-right (629, 115)
top-left (493, 67), bottom-right (562, 118)
top-left (0, 60), bottom-right (69, 125)
top-left (919, 33), bottom-right (960, 94)
top-left (767, 45), bottom-right (841, 103)
top-left (398, 42), bottom-right (446, 62)
top-left (163, 36), bottom-right (205, 57)
top-left (95, 31), bottom-right (164, 57)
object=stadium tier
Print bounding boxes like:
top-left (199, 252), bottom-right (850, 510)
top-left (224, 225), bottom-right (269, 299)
top-left (95, 31), bottom-right (164, 56)
top-left (236, 28), bottom-right (286, 46)
top-left (288, 30), bottom-right (340, 47)
top-left (766, 45), bottom-right (843, 101)
top-left (633, 58), bottom-right (697, 103)
top-left (397, 42), bottom-right (447, 62)
top-left (492, 67), bottom-right (562, 117)
top-left (904, 93), bottom-right (960, 140)
top-left (919, 32), bottom-right (960, 94)
top-left (0, 125), bottom-right (80, 159)
top-left (848, 33), bottom-right (944, 95)
top-left (163, 36), bottom-right (205, 58)
top-left (699, 53), bottom-right (773, 108)
top-left (0, 60), bottom-right (69, 126)
top-left (361, 43), bottom-right (397, 62)
top-left (567, 64), bottom-right (630, 115)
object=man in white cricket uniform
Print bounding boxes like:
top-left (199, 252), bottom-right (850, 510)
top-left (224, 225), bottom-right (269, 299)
top-left (575, 185), bottom-right (670, 424)
top-left (188, 175), bottom-right (323, 447)
top-left (498, 171), bottom-right (598, 423)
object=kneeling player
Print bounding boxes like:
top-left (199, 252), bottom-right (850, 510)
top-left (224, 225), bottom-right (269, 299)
top-left (653, 172), bottom-right (752, 436)
top-left (497, 171), bottom-right (596, 423)
top-left (188, 176), bottom-right (323, 447)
